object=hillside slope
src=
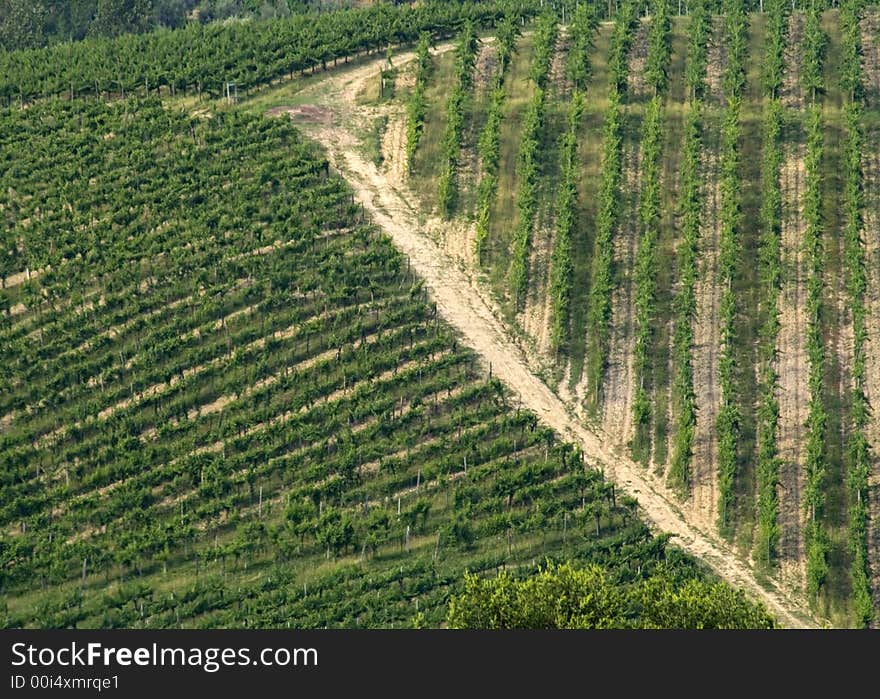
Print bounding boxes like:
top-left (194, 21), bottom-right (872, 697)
top-left (0, 97), bottom-right (763, 629)
top-left (385, 3), bottom-right (879, 627)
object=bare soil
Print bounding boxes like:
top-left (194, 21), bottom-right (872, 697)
top-left (775, 8), bottom-right (810, 589)
top-left (692, 147), bottom-right (721, 529)
top-left (473, 41), bottom-right (500, 95)
top-left (518, 206), bottom-right (554, 360)
top-left (861, 143), bottom-right (880, 624)
top-left (548, 27), bottom-right (571, 99)
top-left (861, 10), bottom-right (880, 108)
top-left (380, 104), bottom-right (410, 190)
top-left (780, 14), bottom-right (805, 109)
top-left (601, 143), bottom-right (640, 447)
top-left (627, 20), bottom-right (651, 100)
top-left (705, 16), bottom-right (727, 106)
top-left (776, 144), bottom-right (808, 592)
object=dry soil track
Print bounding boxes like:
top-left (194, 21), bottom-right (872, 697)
top-left (264, 43), bottom-right (818, 629)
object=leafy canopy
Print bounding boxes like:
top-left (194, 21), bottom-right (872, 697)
top-left (447, 561), bottom-right (777, 629)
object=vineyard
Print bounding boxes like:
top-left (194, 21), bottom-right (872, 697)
top-left (1, 0), bottom-right (878, 629)
top-left (0, 91), bottom-right (748, 628)
top-left (401, 0), bottom-right (880, 627)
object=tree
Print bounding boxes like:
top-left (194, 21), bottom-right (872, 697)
top-left (636, 571), bottom-right (777, 629)
top-left (90, 0), bottom-right (152, 38)
top-left (0, 0), bottom-right (47, 50)
top-left (447, 561), bottom-right (776, 629)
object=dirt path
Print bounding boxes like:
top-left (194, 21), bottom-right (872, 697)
top-left (780, 14), bottom-right (804, 109)
top-left (691, 146), bottom-right (721, 529)
top-left (776, 27), bottom-right (809, 593)
top-left (601, 143), bottom-right (640, 447)
top-left (518, 205), bottom-right (554, 360)
top-left (548, 26), bottom-right (571, 98)
top-left (474, 40), bottom-right (500, 94)
top-left (2, 266), bottom-right (44, 289)
top-left (862, 10), bottom-right (880, 108)
top-left (776, 143), bottom-right (808, 592)
top-left (628, 20), bottom-right (650, 100)
top-left (266, 45), bottom-right (818, 628)
top-left (661, 319), bottom-right (675, 477)
top-left (380, 103), bottom-right (409, 189)
top-left (865, 24), bottom-right (880, 623)
top-left (706, 16), bottom-right (727, 106)
top-left (862, 143), bottom-right (880, 624)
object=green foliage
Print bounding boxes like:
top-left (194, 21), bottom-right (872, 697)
top-left (802, 105), bottom-right (828, 601)
top-left (802, 0), bottom-right (828, 102)
top-left (667, 0), bottom-right (713, 494)
top-left (546, 8), bottom-right (600, 349)
top-left (0, 0), bottom-right (49, 50)
top-left (549, 92), bottom-right (585, 351)
top-left (753, 98), bottom-right (784, 570)
top-left (405, 33), bottom-right (432, 172)
top-left (474, 16), bottom-right (518, 265)
top-left (644, 0), bottom-right (672, 95)
top-left (634, 569), bottom-right (777, 629)
top-left (527, 10), bottom-right (557, 90)
top-left (631, 96), bottom-right (664, 463)
top-left (838, 0), bottom-right (865, 102)
top-left (585, 5), bottom-right (639, 406)
top-left (762, 0), bottom-right (789, 98)
top-left (629, 0), bottom-right (674, 462)
top-left (0, 95), bottom-right (654, 627)
top-left (437, 22), bottom-right (479, 219)
top-left (566, 4), bottom-right (599, 91)
top-left (508, 13), bottom-right (557, 308)
top-left (715, 98), bottom-right (742, 535)
top-left (90, 0), bottom-right (154, 38)
top-left (447, 561), bottom-right (776, 629)
top-left (721, 0), bottom-right (747, 100)
top-left (839, 0), bottom-right (873, 627)
top-left (586, 90), bottom-right (623, 406)
top-left (0, 1), bottom-right (531, 103)
top-left (606, 1), bottom-right (638, 96)
top-left (709, 0), bottom-right (757, 536)
top-left (684, 0), bottom-right (710, 101)
top-left (668, 105), bottom-right (702, 493)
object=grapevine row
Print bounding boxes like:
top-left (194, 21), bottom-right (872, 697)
top-left (508, 13), bottom-right (558, 308)
top-left (0, 2), bottom-right (538, 104)
top-left (474, 16), bottom-right (520, 264)
top-left (802, 0), bottom-right (828, 102)
top-left (716, 0), bottom-right (748, 535)
top-left (631, 0), bottom-right (672, 463)
top-left (0, 94), bottom-right (698, 630)
top-left (753, 97), bottom-right (784, 568)
top-left (549, 5), bottom-right (599, 350)
top-left (437, 23), bottom-right (479, 218)
top-left (839, 0), bottom-right (873, 627)
top-left (585, 1), bottom-right (638, 406)
top-left (667, 0), bottom-right (711, 492)
top-left (802, 105), bottom-right (828, 600)
top-left (405, 33), bottom-right (433, 173)
top-left (753, 0), bottom-right (789, 569)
